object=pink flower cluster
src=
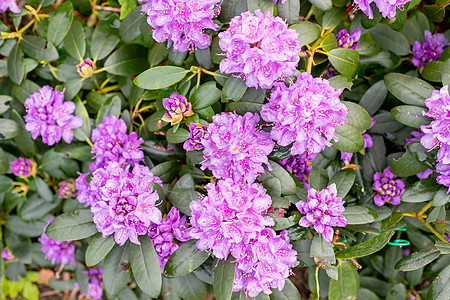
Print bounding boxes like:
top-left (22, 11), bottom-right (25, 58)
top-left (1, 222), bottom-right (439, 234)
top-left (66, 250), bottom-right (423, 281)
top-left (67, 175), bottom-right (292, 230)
top-left (40, 218), bottom-right (76, 265)
top-left (354, 0), bottom-right (412, 19)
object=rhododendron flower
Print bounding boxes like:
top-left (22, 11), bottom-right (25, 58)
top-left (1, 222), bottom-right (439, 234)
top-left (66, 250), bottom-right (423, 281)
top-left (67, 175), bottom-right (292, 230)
top-left (88, 162), bottom-right (163, 245)
top-left (353, 0), bottom-right (411, 19)
top-left (278, 152), bottom-right (316, 189)
top-left (337, 28), bottom-right (361, 49)
top-left (75, 269), bottom-right (103, 300)
top-left (261, 72), bottom-right (347, 156)
top-left (139, 0), bottom-right (220, 52)
top-left (77, 58), bottom-right (95, 78)
top-left (218, 10), bottom-right (301, 89)
top-left (183, 123), bottom-right (208, 151)
top-left (296, 183), bottom-right (347, 243)
top-left (1, 248), bottom-right (14, 262)
top-left (58, 179), bottom-right (77, 199)
top-left (91, 115), bottom-right (144, 170)
top-left (273, 0), bottom-right (287, 4)
top-left (40, 218), bottom-right (76, 265)
top-left (0, 0), bottom-right (20, 13)
top-left (10, 158), bottom-right (36, 177)
top-left (24, 86), bottom-right (83, 146)
top-left (412, 31), bottom-right (448, 68)
top-left (232, 229), bottom-right (298, 297)
top-left (161, 93), bottom-right (194, 125)
top-left (201, 112), bottom-right (274, 183)
top-left (189, 179), bottom-right (274, 259)
top-left (148, 207), bottom-right (191, 272)
top-left (373, 166), bottom-right (405, 206)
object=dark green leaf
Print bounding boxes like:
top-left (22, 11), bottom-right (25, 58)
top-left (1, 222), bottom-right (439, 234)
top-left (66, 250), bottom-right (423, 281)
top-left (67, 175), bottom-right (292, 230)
top-left (432, 187), bottom-right (449, 207)
top-left (335, 231), bottom-right (394, 259)
top-left (9, 109), bottom-right (35, 157)
top-left (72, 97), bottom-right (91, 142)
top-left (169, 189), bottom-right (200, 217)
top-left (426, 264), bottom-right (450, 300)
top-left (34, 177), bottom-right (53, 202)
top-left (309, 166), bottom-right (329, 191)
top-left (45, 209), bottom-right (97, 241)
top-left (0, 95), bottom-right (11, 114)
top-left (130, 235), bottom-right (162, 298)
top-left (120, 6), bottom-right (146, 42)
top-left (214, 256), bottom-right (236, 300)
top-left (370, 24), bottom-right (411, 56)
top-left (5, 215), bottom-right (43, 237)
top-left (401, 178), bottom-right (441, 203)
top-left (103, 243), bottom-right (130, 296)
top-left (266, 161), bottom-right (297, 195)
top-left (85, 233), bottom-right (116, 267)
top-left (289, 21), bottom-right (320, 45)
top-left (390, 149), bottom-right (427, 177)
top-left (436, 241), bottom-right (450, 255)
top-left (172, 273), bottom-right (208, 300)
top-left (342, 206), bottom-right (379, 225)
top-left (247, 0), bottom-right (273, 14)
top-left (423, 5), bottom-right (445, 22)
top-left (328, 75), bottom-right (353, 91)
top-left (308, 0), bottom-right (332, 11)
top-left (12, 79), bottom-right (40, 104)
top-left (219, 0), bottom-right (248, 23)
top-left (361, 3), bottom-right (382, 29)
top-left (381, 211), bottom-right (404, 231)
top-left (166, 127), bottom-right (189, 144)
top-left (310, 234), bottom-right (335, 263)
top-left (5, 230), bottom-right (32, 264)
top-left (322, 6), bottom-right (346, 29)
top-left (0, 147), bottom-right (8, 174)
top-left (228, 102), bottom-right (263, 115)
top-left (90, 14), bottom-right (120, 61)
top-left (442, 60), bottom-right (450, 86)
top-left (328, 48), bottom-right (360, 78)
top-left (342, 101), bottom-right (372, 132)
top-left (328, 261), bottom-right (359, 300)
top-left (422, 61), bottom-right (444, 83)
top-left (163, 239), bottom-right (210, 278)
top-left (62, 78), bottom-right (84, 101)
top-left (221, 76), bottom-right (248, 102)
top-left (8, 43), bottom-right (24, 85)
top-left (96, 96), bottom-right (121, 124)
top-left (395, 249), bottom-right (440, 271)
top-left (21, 36), bottom-right (59, 62)
top-left (47, 1), bottom-right (74, 46)
top-left (333, 123), bottom-right (365, 153)
top-left (0, 118), bottom-right (20, 140)
top-left (0, 175), bottom-right (13, 194)
top-left (105, 44), bottom-right (149, 76)
top-left (386, 284), bottom-right (406, 300)
top-left (134, 66), bottom-right (188, 90)
top-left (277, 0), bottom-right (301, 25)
top-left (384, 73), bottom-right (434, 107)
top-left (64, 19), bottom-right (86, 60)
top-left (191, 81), bottom-right (221, 110)
top-left (402, 12), bottom-right (429, 45)
top-left (391, 105), bottom-right (432, 128)
top-left (328, 169), bottom-right (355, 198)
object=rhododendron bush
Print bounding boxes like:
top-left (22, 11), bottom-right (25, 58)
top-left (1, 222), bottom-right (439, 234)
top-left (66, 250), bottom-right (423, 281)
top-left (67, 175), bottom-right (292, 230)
top-left (0, 0), bottom-right (449, 299)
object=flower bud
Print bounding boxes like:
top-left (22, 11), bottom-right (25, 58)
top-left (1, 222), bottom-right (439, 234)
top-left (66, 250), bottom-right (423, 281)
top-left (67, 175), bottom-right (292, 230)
top-left (77, 58), bottom-right (95, 78)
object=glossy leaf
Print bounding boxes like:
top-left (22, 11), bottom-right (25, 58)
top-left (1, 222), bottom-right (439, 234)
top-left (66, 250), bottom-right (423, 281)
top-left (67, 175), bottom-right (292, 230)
top-left (103, 243), bottom-right (130, 296)
top-left (309, 166), bottom-right (329, 191)
top-left (64, 19), bottom-right (85, 60)
top-left (390, 148), bottom-right (428, 177)
top-left (8, 43), bottom-right (24, 85)
top-left (85, 233), bottom-right (116, 267)
top-left (333, 123), bottom-right (365, 153)
top-left (289, 21), bottom-right (320, 45)
top-left (342, 101), bottom-right (372, 132)
top-left (359, 80), bottom-right (388, 116)
top-left (370, 24), bottom-right (411, 56)
top-left (221, 76), bottom-right (248, 102)
top-left (21, 36), bottom-right (59, 62)
top-left (342, 206), bottom-right (379, 225)
top-left (247, 0), bottom-right (273, 14)
top-left (308, 0), bottom-right (332, 11)
top-left (0, 118), bottom-right (21, 140)
top-left (391, 105), bottom-right (432, 128)
top-left (384, 73), bottom-right (434, 107)
top-left (277, 0), bottom-right (301, 25)
top-left (310, 234), bottom-right (335, 263)
top-left (335, 231), bottom-right (394, 259)
top-left (426, 264), bottom-right (450, 300)
top-left (395, 249), bottom-right (440, 271)
top-left (163, 239), bottom-right (210, 278)
top-left (47, 1), bottom-right (74, 46)
top-left (191, 81), bottom-right (221, 110)
top-left (214, 256), bottom-right (236, 300)
top-left (328, 261), bottom-right (359, 300)
top-left (422, 61), bottom-right (444, 82)
top-left (45, 209), bottom-right (97, 241)
top-left (73, 97), bottom-right (91, 141)
top-left (134, 66), bottom-right (188, 90)
top-left (104, 44), bottom-right (149, 76)
top-left (328, 48), bottom-right (360, 78)
top-left (401, 178), bottom-right (441, 203)
top-left (96, 96), bottom-right (121, 125)
top-left (328, 169), bottom-right (355, 198)
top-left (90, 14), bottom-right (121, 61)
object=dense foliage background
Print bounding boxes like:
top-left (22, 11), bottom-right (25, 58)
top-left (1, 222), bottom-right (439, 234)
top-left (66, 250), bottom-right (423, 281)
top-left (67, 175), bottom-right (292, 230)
top-left (0, 0), bottom-right (449, 299)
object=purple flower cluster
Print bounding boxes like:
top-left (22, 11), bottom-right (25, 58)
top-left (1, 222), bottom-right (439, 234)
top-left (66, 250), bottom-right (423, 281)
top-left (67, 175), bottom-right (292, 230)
top-left (218, 10), bottom-right (301, 89)
top-left (337, 28), bottom-right (361, 50)
top-left (10, 158), bottom-right (35, 177)
top-left (139, 0), bottom-right (220, 52)
top-left (296, 183), bottom-right (347, 243)
top-left (1, 248), bottom-right (14, 262)
top-left (190, 179), bottom-right (273, 259)
top-left (278, 152), bottom-right (316, 189)
top-left (40, 218), bottom-right (76, 265)
top-left (148, 207), bottom-right (191, 272)
top-left (373, 166), bottom-right (405, 206)
top-left (261, 72), bottom-right (347, 156)
top-left (232, 228), bottom-right (298, 297)
top-left (58, 179), bottom-right (77, 199)
top-left (84, 269), bottom-right (103, 300)
top-left (354, 0), bottom-right (412, 19)
top-left (0, 0), bottom-right (20, 13)
top-left (201, 112), bottom-right (274, 183)
top-left (183, 123), bottom-right (208, 151)
top-left (91, 115), bottom-right (144, 171)
top-left (77, 58), bottom-right (95, 78)
top-left (421, 86), bottom-right (450, 191)
top-left (24, 86), bottom-right (83, 146)
top-left (412, 31), bottom-right (448, 68)
top-left (161, 93), bottom-right (194, 125)
top-left (273, 0), bottom-right (287, 4)
top-left (87, 162), bottom-right (163, 245)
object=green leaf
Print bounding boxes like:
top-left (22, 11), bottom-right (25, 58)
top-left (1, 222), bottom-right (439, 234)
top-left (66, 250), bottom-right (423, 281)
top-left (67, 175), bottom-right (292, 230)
top-left (166, 127), bottom-right (189, 144)
top-left (442, 60), bottom-right (450, 86)
top-left (0, 118), bottom-right (21, 140)
top-left (90, 14), bottom-right (120, 61)
top-left (85, 233), bottom-right (116, 267)
top-left (361, 3), bottom-right (382, 29)
top-left (381, 211), bottom-right (404, 231)
top-left (120, 6), bottom-right (146, 42)
top-left (277, 0), bottom-right (301, 25)
top-left (370, 23), bottom-right (411, 56)
top-left (169, 189), bottom-right (200, 216)
top-left (308, 0), bottom-right (332, 11)
top-left (390, 149), bottom-right (427, 177)
top-left (328, 48), bottom-right (360, 78)
top-left (436, 241), bottom-right (450, 255)
top-left (130, 235), bottom-right (162, 298)
top-left (134, 66), bottom-right (188, 90)
top-left (214, 256), bottom-right (236, 300)
top-left (104, 44), bottom-right (149, 76)
top-left (45, 209), bottom-right (97, 241)
top-left (34, 177), bottom-right (53, 202)
top-left (328, 169), bottom-right (355, 198)
top-left (335, 231), bottom-right (394, 259)
top-left (342, 206), bottom-right (379, 225)
top-left (289, 21), bottom-right (320, 46)
top-left (423, 5), bottom-right (445, 22)
top-left (426, 264), bottom-right (450, 300)
top-left (422, 61), bottom-right (445, 83)
top-left (432, 187), bottom-right (449, 207)
top-left (270, 278), bottom-right (302, 299)
top-left (342, 101), bottom-right (372, 132)
top-left (0, 147), bottom-right (8, 174)
top-left (172, 273), bottom-right (208, 300)
top-left (163, 239), bottom-right (210, 278)
top-left (247, 0), bottom-right (273, 14)
top-left (310, 234), bottom-right (335, 263)
top-left (191, 81), bottom-right (221, 110)
top-left (64, 19), bottom-right (86, 60)
top-left (12, 79), bottom-right (40, 104)
top-left (322, 6), bottom-right (346, 29)
top-left (384, 73), bottom-right (434, 107)
top-left (21, 36), bottom-right (59, 62)
top-left (8, 43), bottom-right (24, 85)
top-left (118, 0), bottom-right (137, 19)
top-left (333, 123), bottom-right (365, 153)
top-left (96, 96), bottom-right (121, 125)
top-left (358, 288), bottom-right (380, 300)
top-left (401, 178), bottom-right (441, 203)
top-left (386, 284), bottom-right (407, 300)
top-left (221, 76), bottom-right (248, 102)
top-left (47, 1), bottom-right (74, 46)
top-left (309, 166), bottom-right (329, 191)
top-left (228, 102), bottom-right (263, 115)
top-left (5, 230), bottom-right (32, 264)
top-left (103, 243), bottom-right (130, 296)
top-left (328, 261), bottom-right (359, 300)
top-left (266, 161), bottom-right (297, 195)
top-left (219, 0), bottom-right (248, 23)
top-left (62, 78), bottom-right (84, 101)
top-left (357, 33), bottom-right (380, 56)
top-left (73, 97), bottom-right (91, 141)
top-left (0, 95), bottom-right (11, 114)
top-left (5, 215), bottom-right (43, 238)
top-left (391, 105), bottom-right (432, 128)
top-left (328, 75), bottom-right (353, 91)
top-left (9, 109), bottom-right (35, 157)
top-left (402, 12), bottom-right (429, 45)
top-left (395, 249), bottom-right (440, 271)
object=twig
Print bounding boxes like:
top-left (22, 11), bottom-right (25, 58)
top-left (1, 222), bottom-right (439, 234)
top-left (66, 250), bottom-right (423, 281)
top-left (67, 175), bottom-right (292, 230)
top-left (92, 5), bottom-right (121, 13)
